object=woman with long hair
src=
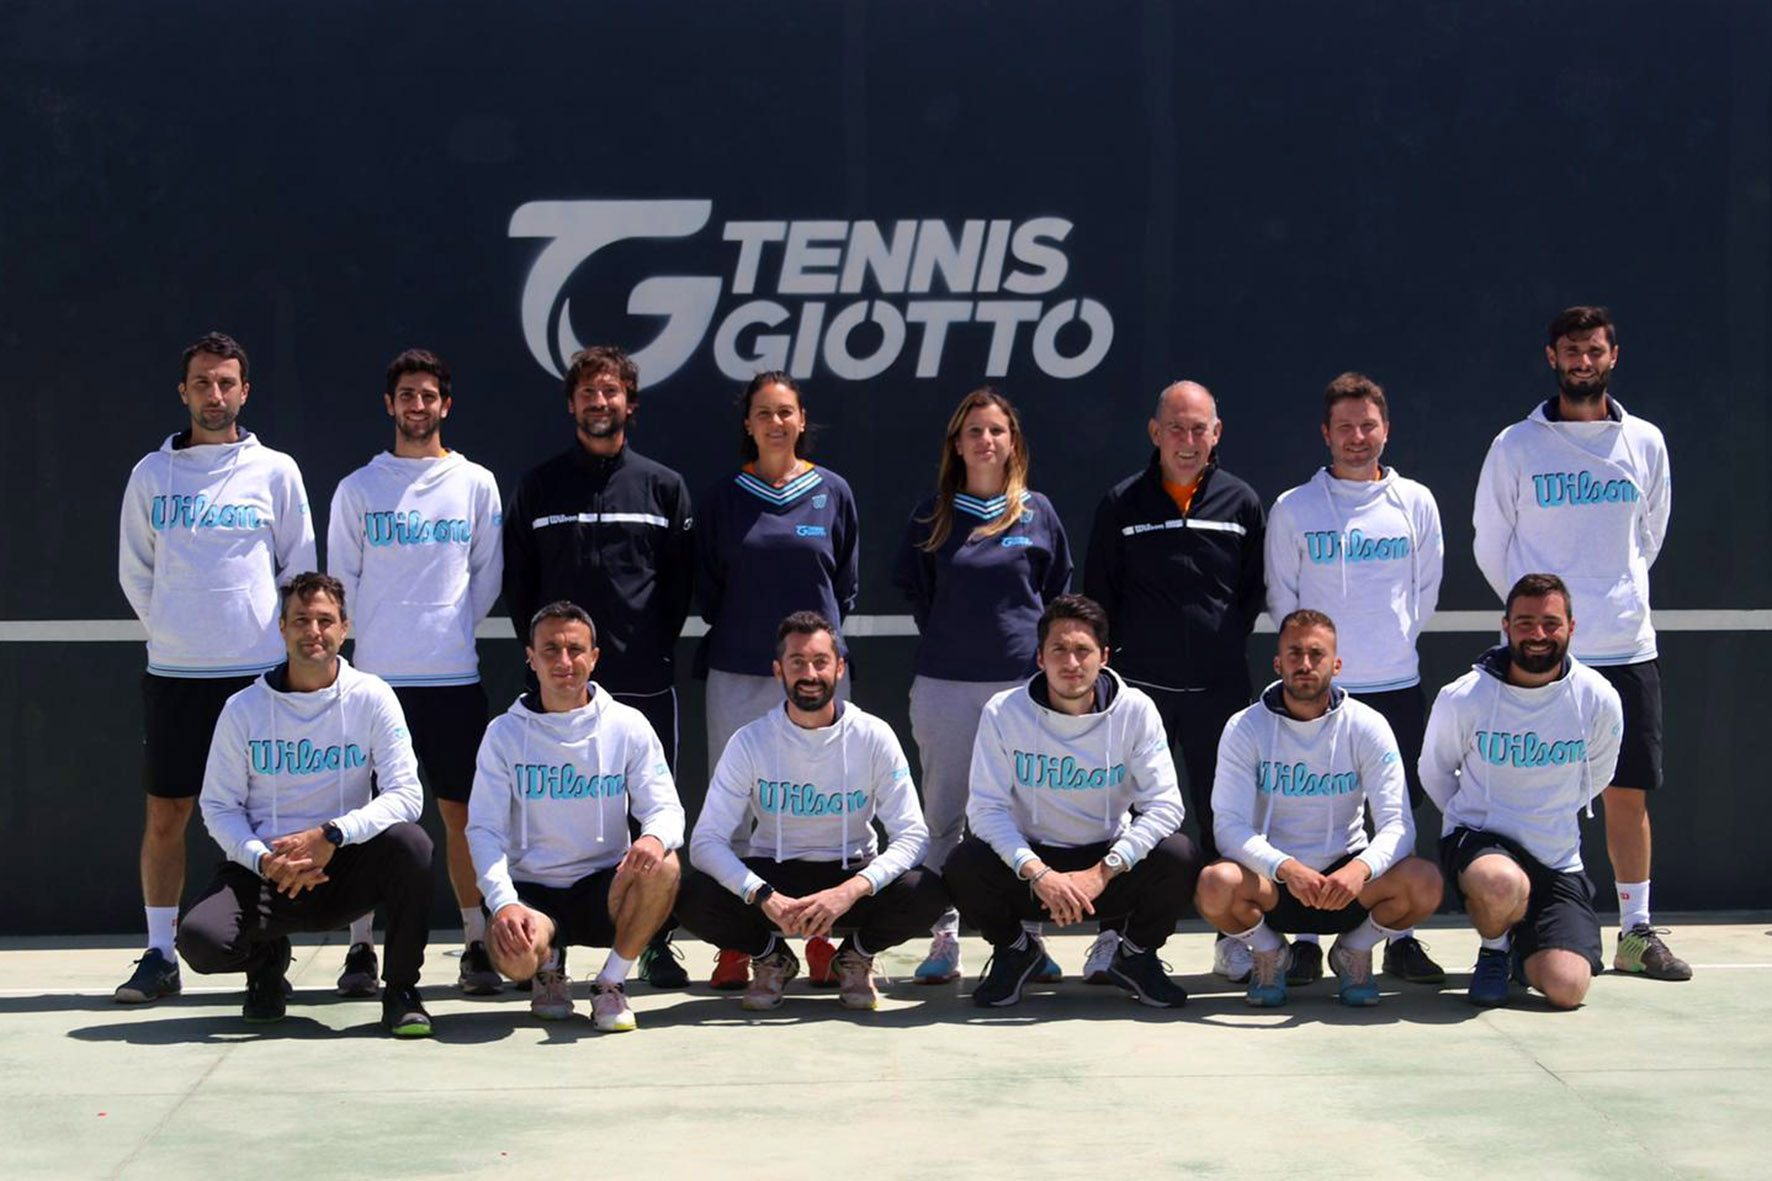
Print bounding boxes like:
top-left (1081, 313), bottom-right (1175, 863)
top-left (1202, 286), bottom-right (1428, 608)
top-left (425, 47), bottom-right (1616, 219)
top-left (891, 386), bottom-right (1072, 983)
top-left (695, 371), bottom-right (860, 988)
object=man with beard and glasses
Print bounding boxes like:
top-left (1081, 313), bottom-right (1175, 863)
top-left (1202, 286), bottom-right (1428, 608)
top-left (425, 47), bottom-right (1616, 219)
top-left (116, 332), bottom-right (316, 1006)
top-left (1474, 307), bottom-right (1686, 981)
top-left (1197, 610), bottom-right (1443, 1008)
top-left (674, 612), bottom-right (945, 1012)
top-left (503, 345), bottom-right (696, 988)
top-left (1421, 574), bottom-right (1623, 1009)
top-left (328, 349), bottom-right (503, 997)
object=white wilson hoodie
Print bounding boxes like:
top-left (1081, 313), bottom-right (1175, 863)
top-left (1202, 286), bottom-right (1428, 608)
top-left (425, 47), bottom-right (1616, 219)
top-left (1266, 467), bottom-right (1443, 691)
top-left (200, 657), bottom-right (422, 873)
top-left (327, 451), bottom-right (503, 685)
top-left (968, 669), bottom-right (1183, 874)
top-left (1473, 399), bottom-right (1670, 665)
top-left (467, 688), bottom-right (685, 915)
top-left (1420, 646), bottom-right (1623, 873)
top-left (1212, 682), bottom-right (1413, 880)
top-left (691, 702), bottom-right (927, 901)
top-left (119, 431), bottom-right (316, 677)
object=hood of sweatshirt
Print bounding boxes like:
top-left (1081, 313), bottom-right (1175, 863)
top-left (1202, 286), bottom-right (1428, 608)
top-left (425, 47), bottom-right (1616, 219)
top-left (365, 448), bottom-right (468, 489)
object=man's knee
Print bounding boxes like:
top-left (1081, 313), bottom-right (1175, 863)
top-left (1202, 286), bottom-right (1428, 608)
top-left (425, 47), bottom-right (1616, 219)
top-left (143, 796), bottom-right (194, 839)
top-left (174, 913), bottom-right (234, 974)
top-left (1460, 855), bottom-right (1530, 910)
top-left (1602, 785), bottom-right (1648, 817)
top-left (940, 837), bottom-right (998, 894)
top-left (893, 868), bottom-right (952, 928)
top-left (1526, 950), bottom-right (1592, 1010)
top-left (1194, 860), bottom-right (1244, 917)
top-left (1397, 856), bottom-right (1445, 914)
top-left (380, 821), bottom-right (434, 870)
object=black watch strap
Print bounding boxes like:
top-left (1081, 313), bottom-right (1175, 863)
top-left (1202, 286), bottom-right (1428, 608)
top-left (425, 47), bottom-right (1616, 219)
top-left (751, 883), bottom-right (775, 906)
top-left (322, 821), bottom-right (345, 847)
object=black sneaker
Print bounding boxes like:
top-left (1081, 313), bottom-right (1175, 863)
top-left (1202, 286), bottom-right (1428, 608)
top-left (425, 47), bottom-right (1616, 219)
top-left (971, 937), bottom-right (1047, 1008)
top-left (1382, 935), bottom-right (1447, 984)
top-left (1105, 945), bottom-right (1188, 1008)
top-left (244, 938), bottom-right (292, 1023)
top-left (114, 948), bottom-right (182, 1004)
top-left (639, 933), bottom-right (690, 989)
top-left (381, 985), bottom-right (433, 1038)
top-left (1285, 941), bottom-right (1324, 987)
top-left (336, 941), bottom-right (380, 997)
top-left (458, 940), bottom-right (503, 995)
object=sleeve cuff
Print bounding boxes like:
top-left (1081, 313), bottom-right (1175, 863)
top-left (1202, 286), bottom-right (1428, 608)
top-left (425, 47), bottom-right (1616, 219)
top-left (1108, 839), bottom-right (1137, 868)
top-left (740, 872), bottom-right (768, 903)
top-left (483, 882), bottom-right (519, 914)
top-left (858, 865), bottom-right (887, 895)
top-left (243, 840), bottom-right (271, 875)
top-left (1010, 848), bottom-right (1038, 876)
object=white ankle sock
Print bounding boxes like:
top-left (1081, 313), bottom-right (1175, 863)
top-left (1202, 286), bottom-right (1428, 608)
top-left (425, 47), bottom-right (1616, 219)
top-left (1616, 880), bottom-right (1650, 930)
top-left (1294, 932), bottom-right (1320, 945)
top-left (145, 907), bottom-right (178, 958)
top-left (349, 915), bottom-right (373, 946)
top-left (1479, 931), bottom-right (1512, 953)
top-left (462, 908), bottom-right (486, 944)
top-left (596, 951), bottom-right (634, 988)
top-left (1233, 919), bottom-right (1285, 953)
top-left (1389, 926), bottom-right (1417, 943)
top-left (1339, 916), bottom-right (1397, 954)
top-left (933, 910), bottom-right (960, 938)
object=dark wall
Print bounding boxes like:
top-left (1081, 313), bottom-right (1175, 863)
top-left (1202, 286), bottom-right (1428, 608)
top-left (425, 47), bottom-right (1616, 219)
top-left (3, 1), bottom-right (1768, 932)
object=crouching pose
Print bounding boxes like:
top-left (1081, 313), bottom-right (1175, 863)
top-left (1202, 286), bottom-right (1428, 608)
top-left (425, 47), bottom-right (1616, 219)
top-left (676, 612), bottom-right (946, 1012)
top-left (945, 594), bottom-right (1201, 1009)
top-left (177, 573), bottom-right (434, 1037)
top-left (1422, 574), bottom-right (1622, 1009)
top-left (1196, 610), bottom-right (1442, 1007)
top-left (466, 602), bottom-right (684, 1032)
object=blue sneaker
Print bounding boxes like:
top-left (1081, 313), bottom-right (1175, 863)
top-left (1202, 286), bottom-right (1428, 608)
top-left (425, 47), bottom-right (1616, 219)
top-left (914, 932), bottom-right (963, 984)
top-left (1032, 951), bottom-right (1063, 984)
top-left (1245, 945), bottom-right (1288, 1007)
top-left (1329, 939), bottom-right (1380, 1007)
top-left (114, 948), bottom-right (181, 1004)
top-left (1468, 947), bottom-right (1512, 1007)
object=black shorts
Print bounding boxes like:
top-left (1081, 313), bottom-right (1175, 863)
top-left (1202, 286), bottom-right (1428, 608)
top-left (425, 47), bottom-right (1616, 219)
top-left (508, 870), bottom-right (618, 949)
top-left (1349, 684), bottom-right (1427, 810)
top-left (141, 672), bottom-right (258, 799)
top-left (1265, 852), bottom-right (1371, 936)
top-left (1441, 826), bottom-right (1602, 973)
top-left (1592, 659), bottom-right (1663, 791)
top-left (392, 683), bottom-right (489, 803)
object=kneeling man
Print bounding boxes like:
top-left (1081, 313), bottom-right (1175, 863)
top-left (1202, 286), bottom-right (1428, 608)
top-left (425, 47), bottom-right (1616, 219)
top-left (676, 612), bottom-right (945, 1012)
top-left (466, 602), bottom-right (684, 1032)
top-left (178, 572), bottom-right (434, 1036)
top-left (1197, 610), bottom-right (1442, 1007)
top-left (945, 594), bottom-right (1201, 1009)
top-left (1422, 573), bottom-right (1621, 1009)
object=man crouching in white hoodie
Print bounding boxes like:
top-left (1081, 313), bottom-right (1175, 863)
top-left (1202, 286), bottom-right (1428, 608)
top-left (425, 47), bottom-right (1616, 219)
top-left (945, 594), bottom-right (1201, 1009)
top-left (1196, 610), bottom-right (1443, 1008)
top-left (676, 611), bottom-right (946, 1013)
top-left (1422, 573), bottom-right (1622, 1010)
top-left (466, 602), bottom-right (684, 1033)
top-left (179, 572), bottom-right (434, 1037)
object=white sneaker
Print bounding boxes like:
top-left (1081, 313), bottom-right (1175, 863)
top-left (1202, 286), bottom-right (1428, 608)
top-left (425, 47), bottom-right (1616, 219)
top-left (1083, 930), bottom-right (1121, 985)
top-left (1213, 936), bottom-right (1253, 983)
top-left (592, 980), bottom-right (637, 1031)
top-left (530, 968), bottom-right (575, 1020)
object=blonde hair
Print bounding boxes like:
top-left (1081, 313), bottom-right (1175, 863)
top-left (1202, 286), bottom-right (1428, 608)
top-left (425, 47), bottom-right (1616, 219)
top-left (918, 387), bottom-right (1031, 552)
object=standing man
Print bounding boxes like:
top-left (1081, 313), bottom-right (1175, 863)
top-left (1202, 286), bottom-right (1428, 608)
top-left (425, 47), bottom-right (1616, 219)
top-left (1265, 372), bottom-right (1446, 987)
top-left (1474, 307), bottom-right (1687, 980)
top-left (1196, 610), bottom-right (1443, 1008)
top-left (675, 612), bottom-right (945, 1013)
top-left (116, 332), bottom-right (315, 1004)
top-left (328, 348), bottom-right (503, 996)
top-left (944, 595), bottom-right (1201, 1010)
top-left (1421, 574), bottom-right (1623, 1009)
top-left (1084, 381), bottom-right (1263, 975)
top-left (502, 345), bottom-right (695, 988)
top-left (466, 602), bottom-right (685, 1032)
top-left (176, 573), bottom-right (435, 1036)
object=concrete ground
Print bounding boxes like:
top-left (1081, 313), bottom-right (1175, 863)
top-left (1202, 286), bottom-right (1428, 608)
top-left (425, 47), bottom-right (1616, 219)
top-left (4, 916), bottom-right (1768, 1179)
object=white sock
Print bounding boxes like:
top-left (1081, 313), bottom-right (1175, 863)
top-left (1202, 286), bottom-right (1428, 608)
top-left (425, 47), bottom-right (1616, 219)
top-left (1479, 931), bottom-right (1512, 953)
top-left (1388, 926), bottom-right (1417, 943)
top-left (1233, 919), bottom-right (1285, 954)
top-left (850, 936), bottom-right (873, 959)
top-left (1294, 932), bottom-right (1320, 946)
top-left (462, 908), bottom-right (486, 944)
top-left (1616, 880), bottom-right (1650, 930)
top-left (1020, 919), bottom-right (1044, 937)
top-left (348, 915), bottom-right (373, 946)
top-left (541, 947), bottom-right (563, 973)
top-left (1339, 916), bottom-right (1397, 954)
top-left (596, 951), bottom-right (634, 988)
top-left (145, 907), bottom-right (178, 958)
top-left (932, 909), bottom-right (960, 938)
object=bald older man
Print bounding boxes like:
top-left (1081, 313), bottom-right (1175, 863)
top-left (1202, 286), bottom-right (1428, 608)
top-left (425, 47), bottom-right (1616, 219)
top-left (1084, 380), bottom-right (1265, 905)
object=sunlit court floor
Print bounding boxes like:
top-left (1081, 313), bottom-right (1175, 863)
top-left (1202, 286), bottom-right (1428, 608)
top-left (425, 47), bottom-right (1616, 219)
top-left (4, 916), bottom-right (1769, 1179)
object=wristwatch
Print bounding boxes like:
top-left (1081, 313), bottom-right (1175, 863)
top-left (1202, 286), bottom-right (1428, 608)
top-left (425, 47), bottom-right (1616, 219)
top-left (750, 883), bottom-right (776, 907)
top-left (321, 821), bottom-right (345, 847)
top-left (1103, 850), bottom-right (1129, 877)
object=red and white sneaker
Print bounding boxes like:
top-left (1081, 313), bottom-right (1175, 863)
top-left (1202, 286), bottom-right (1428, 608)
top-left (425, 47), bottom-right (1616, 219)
top-left (806, 935), bottom-right (838, 987)
top-left (710, 949), bottom-right (751, 991)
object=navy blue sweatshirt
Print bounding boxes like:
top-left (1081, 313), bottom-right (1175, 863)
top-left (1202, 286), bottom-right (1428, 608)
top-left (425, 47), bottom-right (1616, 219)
top-left (696, 465), bottom-right (859, 676)
top-left (892, 491), bottom-right (1072, 682)
top-left (502, 444), bottom-right (694, 694)
top-left (1084, 451), bottom-right (1265, 692)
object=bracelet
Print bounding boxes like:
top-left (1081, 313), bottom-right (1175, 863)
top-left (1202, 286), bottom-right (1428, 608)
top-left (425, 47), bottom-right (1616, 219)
top-left (1027, 866), bottom-right (1053, 894)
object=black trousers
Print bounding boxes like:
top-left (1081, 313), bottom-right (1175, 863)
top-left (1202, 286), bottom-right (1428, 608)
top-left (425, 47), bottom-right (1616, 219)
top-left (178, 822), bottom-right (433, 988)
top-left (942, 832), bottom-right (1201, 951)
top-left (1129, 680), bottom-right (1250, 862)
top-left (674, 859), bottom-right (949, 957)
